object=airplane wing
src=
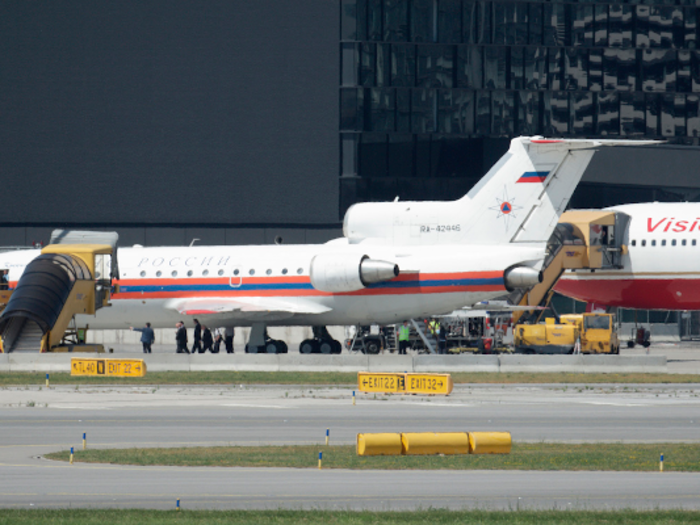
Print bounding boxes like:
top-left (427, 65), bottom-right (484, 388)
top-left (165, 297), bottom-right (332, 322)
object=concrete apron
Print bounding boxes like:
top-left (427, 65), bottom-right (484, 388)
top-left (0, 353), bottom-right (667, 374)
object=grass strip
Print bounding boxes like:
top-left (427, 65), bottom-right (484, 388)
top-left (44, 443), bottom-right (700, 472)
top-left (0, 371), bottom-right (698, 386)
top-left (0, 509), bottom-right (699, 525)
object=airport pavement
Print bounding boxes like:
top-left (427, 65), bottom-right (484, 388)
top-left (0, 383), bottom-right (698, 510)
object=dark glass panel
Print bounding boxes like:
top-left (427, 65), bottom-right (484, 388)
top-left (524, 47), bottom-right (547, 90)
top-left (514, 3), bottom-right (528, 46)
top-left (340, 177), bottom-right (368, 215)
top-left (341, 133), bottom-right (359, 177)
top-left (376, 44), bottom-right (391, 87)
top-left (474, 1), bottom-right (492, 45)
top-left (357, 0), bottom-right (368, 41)
top-left (438, 89), bottom-right (474, 134)
top-left (492, 2), bottom-right (507, 45)
top-left (589, 49), bottom-right (603, 92)
top-left (597, 92), bottom-right (620, 136)
top-left (432, 137), bottom-right (476, 178)
top-left (341, 0), bottom-right (358, 41)
top-left (475, 91), bottom-right (491, 135)
top-left (412, 89), bottom-right (436, 133)
top-left (636, 6), bottom-right (650, 49)
top-left (548, 48), bottom-right (563, 91)
top-left (516, 91), bottom-right (540, 136)
top-left (414, 134), bottom-right (432, 178)
top-left (543, 3), bottom-right (567, 47)
top-left (543, 91), bottom-right (569, 136)
top-left (642, 49), bottom-right (676, 92)
top-left (673, 7), bottom-right (685, 49)
top-left (609, 5), bottom-right (633, 48)
top-left (388, 134), bottom-right (414, 178)
top-left (417, 45), bottom-right (454, 88)
top-left (411, 0), bottom-right (433, 43)
top-left (491, 91), bottom-right (514, 136)
top-left (368, 178), bottom-right (399, 200)
top-left (510, 46), bottom-right (524, 90)
top-left (646, 93), bottom-right (660, 136)
top-left (484, 46), bottom-right (506, 89)
top-left (571, 93), bottom-right (595, 136)
top-left (360, 43), bottom-right (376, 87)
top-left (384, 0), bottom-right (408, 41)
top-left (603, 49), bottom-right (638, 92)
top-left (565, 48), bottom-right (588, 91)
top-left (463, 1), bottom-right (477, 44)
top-left (391, 44), bottom-right (416, 87)
top-left (368, 0), bottom-right (383, 41)
top-left (649, 6), bottom-right (683, 49)
top-left (528, 3), bottom-right (543, 46)
top-left (457, 45), bottom-right (483, 89)
top-left (359, 133), bottom-right (388, 177)
top-left (341, 43), bottom-right (359, 87)
top-left (620, 92), bottom-right (650, 136)
top-left (572, 5), bottom-right (594, 47)
top-left (396, 88), bottom-right (412, 132)
top-left (687, 94), bottom-right (700, 138)
top-left (340, 88), bottom-right (363, 131)
top-left (368, 88), bottom-right (395, 132)
top-left (685, 8), bottom-right (697, 50)
top-left (679, 50), bottom-right (692, 93)
top-left (661, 94), bottom-right (685, 137)
top-left (594, 5), bottom-right (608, 47)
top-left (438, 0), bottom-right (462, 44)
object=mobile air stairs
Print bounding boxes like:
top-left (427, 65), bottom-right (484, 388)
top-left (0, 230), bottom-right (118, 353)
top-left (510, 210), bottom-right (630, 325)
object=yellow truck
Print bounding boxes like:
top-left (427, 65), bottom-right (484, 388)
top-left (514, 313), bottom-right (619, 355)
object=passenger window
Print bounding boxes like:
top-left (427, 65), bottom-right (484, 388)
top-left (234, 269), bottom-right (240, 276)
top-left (641, 240), bottom-right (646, 247)
top-left (249, 269), bottom-right (255, 275)
top-left (187, 270), bottom-right (193, 276)
top-left (172, 271), bottom-right (177, 277)
top-left (156, 271), bottom-right (162, 277)
top-left (140, 271), bottom-right (146, 277)
top-left (218, 269), bottom-right (224, 276)
top-left (682, 239), bottom-right (687, 246)
top-left (297, 268), bottom-right (303, 275)
top-left (631, 240), bottom-right (636, 247)
top-left (694, 240), bottom-right (697, 246)
top-left (203, 269), bottom-right (209, 276)
top-left (266, 269), bottom-right (272, 275)
top-left (672, 239), bottom-right (677, 246)
top-left (651, 240), bottom-right (656, 246)
top-left (661, 240), bottom-right (666, 246)
top-left (282, 268), bottom-right (288, 275)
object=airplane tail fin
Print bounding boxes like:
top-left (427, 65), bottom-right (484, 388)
top-left (459, 137), bottom-right (659, 244)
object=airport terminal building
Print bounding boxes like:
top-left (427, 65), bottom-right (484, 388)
top-left (3, 1), bottom-right (700, 330)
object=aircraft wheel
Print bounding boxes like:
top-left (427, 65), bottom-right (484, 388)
top-left (319, 341), bottom-right (333, 354)
top-left (627, 340), bottom-right (635, 348)
top-left (332, 340), bottom-right (342, 354)
top-left (265, 342), bottom-right (278, 354)
top-left (300, 339), bottom-right (317, 354)
top-left (364, 338), bottom-right (380, 355)
top-left (277, 340), bottom-right (288, 353)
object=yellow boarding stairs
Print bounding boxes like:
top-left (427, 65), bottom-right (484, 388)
top-left (0, 243), bottom-right (115, 353)
top-left (510, 210), bottom-right (630, 325)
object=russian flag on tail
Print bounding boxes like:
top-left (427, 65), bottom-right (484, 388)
top-left (517, 171), bottom-right (549, 183)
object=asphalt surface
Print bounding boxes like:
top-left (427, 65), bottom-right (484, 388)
top-left (0, 383), bottom-right (699, 510)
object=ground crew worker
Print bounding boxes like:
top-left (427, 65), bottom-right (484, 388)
top-left (398, 321), bottom-right (410, 355)
top-left (428, 319), bottom-right (440, 336)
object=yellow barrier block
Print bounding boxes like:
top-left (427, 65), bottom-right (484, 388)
top-left (357, 372), bottom-right (406, 393)
top-left (71, 358), bottom-right (146, 377)
top-left (400, 432), bottom-right (470, 455)
top-left (405, 374), bottom-right (453, 395)
top-left (357, 433), bottom-right (403, 456)
top-left (468, 432), bottom-right (512, 454)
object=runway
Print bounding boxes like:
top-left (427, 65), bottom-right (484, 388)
top-left (0, 383), bottom-right (698, 510)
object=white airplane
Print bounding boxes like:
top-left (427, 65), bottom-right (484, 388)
top-left (0, 137), bottom-right (653, 353)
top-left (556, 202), bottom-right (700, 311)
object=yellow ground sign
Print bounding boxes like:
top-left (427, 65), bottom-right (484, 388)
top-left (405, 373), bottom-right (453, 395)
top-left (71, 358), bottom-right (146, 377)
top-left (357, 372), bottom-right (406, 393)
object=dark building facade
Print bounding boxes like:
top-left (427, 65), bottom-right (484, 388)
top-left (339, 0), bottom-right (700, 214)
top-left (3, 1), bottom-right (700, 249)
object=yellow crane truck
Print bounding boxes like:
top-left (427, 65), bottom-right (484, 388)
top-left (514, 313), bottom-right (619, 355)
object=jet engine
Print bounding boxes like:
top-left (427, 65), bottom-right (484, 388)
top-left (503, 265), bottom-right (543, 292)
top-left (310, 254), bottom-right (399, 293)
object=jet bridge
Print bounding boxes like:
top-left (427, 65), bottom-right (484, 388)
top-left (510, 210), bottom-right (629, 325)
top-left (0, 237), bottom-right (117, 353)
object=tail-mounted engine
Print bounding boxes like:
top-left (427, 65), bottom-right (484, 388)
top-left (310, 254), bottom-right (399, 293)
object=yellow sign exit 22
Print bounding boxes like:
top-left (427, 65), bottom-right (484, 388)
top-left (71, 358), bottom-right (146, 377)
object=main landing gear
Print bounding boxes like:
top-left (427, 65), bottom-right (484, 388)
top-left (244, 322), bottom-right (289, 354)
top-left (299, 326), bottom-right (342, 354)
